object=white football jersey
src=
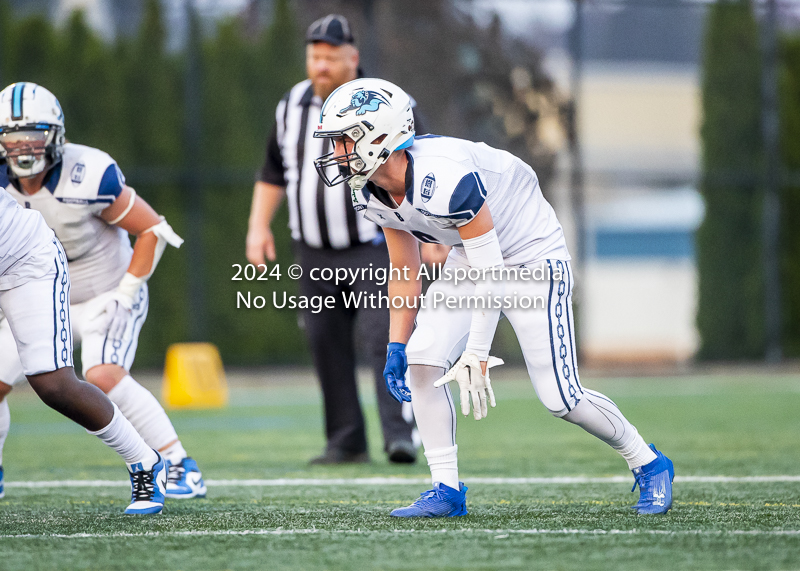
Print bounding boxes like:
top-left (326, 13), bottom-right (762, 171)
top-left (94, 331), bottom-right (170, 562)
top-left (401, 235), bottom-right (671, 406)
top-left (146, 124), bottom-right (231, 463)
top-left (354, 135), bottom-right (570, 267)
top-left (0, 187), bottom-right (56, 290)
top-left (0, 143), bottom-right (132, 303)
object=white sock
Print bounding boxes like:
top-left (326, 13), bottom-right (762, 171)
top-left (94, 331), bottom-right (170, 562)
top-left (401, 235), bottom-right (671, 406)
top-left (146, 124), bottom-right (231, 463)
top-left (159, 441), bottom-right (188, 465)
top-left (0, 398), bottom-right (9, 466)
top-left (107, 375), bottom-right (181, 454)
top-left (88, 404), bottom-right (157, 468)
top-left (425, 445), bottom-right (459, 489)
top-left (615, 428), bottom-right (658, 470)
top-left (562, 389), bottom-right (657, 470)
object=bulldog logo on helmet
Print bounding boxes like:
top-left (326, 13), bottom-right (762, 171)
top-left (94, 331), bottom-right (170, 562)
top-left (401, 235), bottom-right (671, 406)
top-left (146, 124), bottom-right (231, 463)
top-left (339, 89), bottom-right (390, 116)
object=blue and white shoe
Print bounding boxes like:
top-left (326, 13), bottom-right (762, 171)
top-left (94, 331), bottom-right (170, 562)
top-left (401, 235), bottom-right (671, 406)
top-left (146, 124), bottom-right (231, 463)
top-left (0, 465), bottom-right (4, 499)
top-left (631, 444), bottom-right (674, 514)
top-left (390, 482), bottom-right (468, 517)
top-left (165, 457), bottom-right (206, 499)
top-left (124, 450), bottom-right (167, 515)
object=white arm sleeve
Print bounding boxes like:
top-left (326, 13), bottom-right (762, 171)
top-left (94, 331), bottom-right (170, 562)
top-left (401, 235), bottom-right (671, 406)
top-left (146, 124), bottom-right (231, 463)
top-left (462, 228), bottom-right (505, 360)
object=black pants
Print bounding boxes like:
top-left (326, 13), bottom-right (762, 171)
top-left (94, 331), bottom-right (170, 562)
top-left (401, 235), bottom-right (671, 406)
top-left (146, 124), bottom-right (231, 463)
top-left (294, 240), bottom-right (413, 454)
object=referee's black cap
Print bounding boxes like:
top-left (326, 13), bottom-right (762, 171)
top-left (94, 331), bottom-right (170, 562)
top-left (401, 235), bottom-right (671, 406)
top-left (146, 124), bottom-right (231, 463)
top-left (306, 14), bottom-right (355, 46)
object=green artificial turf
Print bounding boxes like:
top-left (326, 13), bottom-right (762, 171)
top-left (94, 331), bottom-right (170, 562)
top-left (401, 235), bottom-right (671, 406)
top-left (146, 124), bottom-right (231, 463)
top-left (0, 371), bottom-right (799, 570)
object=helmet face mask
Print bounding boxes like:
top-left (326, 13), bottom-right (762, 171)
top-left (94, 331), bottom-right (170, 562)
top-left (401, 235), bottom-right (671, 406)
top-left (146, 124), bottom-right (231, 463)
top-left (314, 78), bottom-right (415, 191)
top-left (0, 83), bottom-right (66, 179)
top-left (0, 124), bottom-right (58, 178)
top-left (314, 123), bottom-right (370, 187)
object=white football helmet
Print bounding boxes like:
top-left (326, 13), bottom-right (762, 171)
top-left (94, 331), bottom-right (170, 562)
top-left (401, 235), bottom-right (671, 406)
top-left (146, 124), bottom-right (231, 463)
top-left (0, 82), bottom-right (66, 178)
top-left (314, 78), bottom-right (414, 190)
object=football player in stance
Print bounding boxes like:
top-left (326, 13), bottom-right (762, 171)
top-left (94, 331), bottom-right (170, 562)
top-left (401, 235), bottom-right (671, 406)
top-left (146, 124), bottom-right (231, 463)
top-left (0, 82), bottom-right (205, 500)
top-left (314, 78), bottom-right (674, 517)
top-left (0, 187), bottom-right (168, 513)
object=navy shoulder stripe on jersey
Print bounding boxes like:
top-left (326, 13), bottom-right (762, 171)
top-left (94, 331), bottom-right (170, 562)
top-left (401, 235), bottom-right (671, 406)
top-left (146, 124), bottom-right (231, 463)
top-left (43, 162), bottom-right (63, 193)
top-left (0, 164), bottom-right (9, 187)
top-left (97, 163), bottom-right (125, 199)
top-left (448, 171), bottom-right (487, 220)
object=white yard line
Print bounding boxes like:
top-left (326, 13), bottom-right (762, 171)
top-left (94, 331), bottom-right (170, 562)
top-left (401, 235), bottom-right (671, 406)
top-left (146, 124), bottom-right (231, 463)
top-left (6, 475), bottom-right (800, 489)
top-left (1, 528), bottom-right (799, 539)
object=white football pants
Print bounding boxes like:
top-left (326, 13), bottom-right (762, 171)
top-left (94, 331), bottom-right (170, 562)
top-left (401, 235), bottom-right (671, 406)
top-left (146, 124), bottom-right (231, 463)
top-left (407, 258), bottom-right (656, 475)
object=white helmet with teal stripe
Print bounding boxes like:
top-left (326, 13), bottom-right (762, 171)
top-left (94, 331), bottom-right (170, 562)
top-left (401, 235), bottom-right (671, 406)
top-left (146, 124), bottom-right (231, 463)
top-left (0, 82), bottom-right (66, 178)
top-left (314, 78), bottom-right (415, 191)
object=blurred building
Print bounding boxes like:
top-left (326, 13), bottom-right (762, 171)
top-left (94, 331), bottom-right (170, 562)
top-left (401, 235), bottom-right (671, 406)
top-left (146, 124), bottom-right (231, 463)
top-left (457, 1), bottom-right (707, 365)
top-left (569, 2), bottom-right (706, 365)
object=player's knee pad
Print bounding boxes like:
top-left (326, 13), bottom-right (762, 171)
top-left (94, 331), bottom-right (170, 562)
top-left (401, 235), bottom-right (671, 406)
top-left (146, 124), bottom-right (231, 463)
top-left (406, 325), bottom-right (438, 363)
top-left (545, 404), bottom-right (570, 418)
top-left (534, 387), bottom-right (571, 418)
top-left (406, 324), bottom-right (466, 369)
top-left (527, 366), bottom-right (579, 418)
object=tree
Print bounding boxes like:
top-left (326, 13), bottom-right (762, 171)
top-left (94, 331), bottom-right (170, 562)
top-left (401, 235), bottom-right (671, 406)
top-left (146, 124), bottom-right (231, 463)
top-left (779, 36), bottom-right (800, 355)
top-left (197, 0), bottom-right (307, 365)
top-left (696, 0), bottom-right (764, 359)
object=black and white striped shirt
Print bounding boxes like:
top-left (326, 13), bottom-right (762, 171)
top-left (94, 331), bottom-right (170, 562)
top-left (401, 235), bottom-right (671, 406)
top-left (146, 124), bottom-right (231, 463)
top-left (260, 79), bottom-right (425, 250)
top-left (260, 79), bottom-right (375, 249)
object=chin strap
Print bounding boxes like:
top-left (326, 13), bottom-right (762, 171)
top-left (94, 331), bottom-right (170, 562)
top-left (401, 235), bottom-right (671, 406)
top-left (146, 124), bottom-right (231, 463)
top-left (348, 174), bottom-right (368, 192)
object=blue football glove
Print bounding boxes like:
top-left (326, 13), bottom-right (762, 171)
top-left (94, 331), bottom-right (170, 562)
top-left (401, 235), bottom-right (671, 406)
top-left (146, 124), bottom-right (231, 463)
top-left (384, 342), bottom-right (411, 402)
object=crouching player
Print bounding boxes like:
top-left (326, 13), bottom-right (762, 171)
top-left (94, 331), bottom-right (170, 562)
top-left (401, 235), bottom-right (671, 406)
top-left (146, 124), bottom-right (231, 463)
top-left (0, 186), bottom-right (169, 513)
top-left (314, 78), bottom-right (674, 517)
top-left (0, 82), bottom-right (205, 500)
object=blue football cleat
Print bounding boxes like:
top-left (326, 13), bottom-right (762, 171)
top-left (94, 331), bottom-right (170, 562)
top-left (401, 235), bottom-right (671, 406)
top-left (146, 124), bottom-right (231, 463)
top-left (390, 482), bottom-right (468, 517)
top-left (124, 450), bottom-right (167, 515)
top-left (0, 465), bottom-right (4, 499)
top-left (166, 457), bottom-right (206, 499)
top-left (631, 444), bottom-right (674, 514)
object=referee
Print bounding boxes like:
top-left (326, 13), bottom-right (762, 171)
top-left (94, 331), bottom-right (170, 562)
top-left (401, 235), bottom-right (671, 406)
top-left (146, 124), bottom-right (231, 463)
top-left (247, 14), bottom-right (417, 465)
